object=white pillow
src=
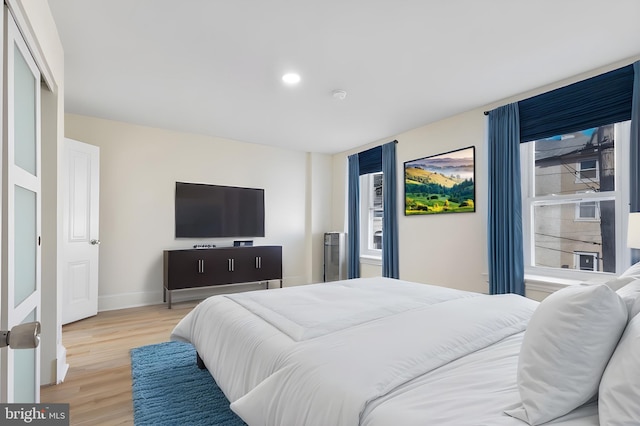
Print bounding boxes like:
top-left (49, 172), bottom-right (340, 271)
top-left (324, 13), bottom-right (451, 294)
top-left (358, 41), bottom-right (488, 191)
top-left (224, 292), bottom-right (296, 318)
top-left (603, 276), bottom-right (636, 291)
top-left (616, 278), bottom-right (640, 320)
top-left (506, 284), bottom-right (628, 425)
top-left (599, 314), bottom-right (640, 425)
top-left (619, 261), bottom-right (640, 279)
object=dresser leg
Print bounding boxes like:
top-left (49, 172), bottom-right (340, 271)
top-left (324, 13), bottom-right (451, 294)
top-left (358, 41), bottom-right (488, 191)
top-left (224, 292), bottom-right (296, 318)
top-left (168, 290), bottom-right (172, 309)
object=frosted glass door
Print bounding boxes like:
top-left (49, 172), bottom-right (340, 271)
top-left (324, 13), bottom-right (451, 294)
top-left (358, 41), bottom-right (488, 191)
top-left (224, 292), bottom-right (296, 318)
top-left (1, 10), bottom-right (41, 403)
top-left (14, 186), bottom-right (37, 307)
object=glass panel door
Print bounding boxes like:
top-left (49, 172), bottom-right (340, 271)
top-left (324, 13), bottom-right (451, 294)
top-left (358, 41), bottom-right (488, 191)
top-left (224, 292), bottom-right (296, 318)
top-left (14, 186), bottom-right (36, 307)
top-left (1, 9), bottom-right (41, 403)
top-left (13, 44), bottom-right (36, 175)
top-left (13, 310), bottom-right (37, 402)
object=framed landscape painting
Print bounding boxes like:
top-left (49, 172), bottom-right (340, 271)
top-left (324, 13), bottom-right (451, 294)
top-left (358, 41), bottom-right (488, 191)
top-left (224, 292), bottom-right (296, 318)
top-left (404, 146), bottom-right (475, 215)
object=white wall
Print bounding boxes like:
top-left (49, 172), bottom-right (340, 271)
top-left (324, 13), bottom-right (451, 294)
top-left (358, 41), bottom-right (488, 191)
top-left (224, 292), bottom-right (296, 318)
top-left (65, 114), bottom-right (332, 310)
top-left (308, 153), bottom-right (334, 283)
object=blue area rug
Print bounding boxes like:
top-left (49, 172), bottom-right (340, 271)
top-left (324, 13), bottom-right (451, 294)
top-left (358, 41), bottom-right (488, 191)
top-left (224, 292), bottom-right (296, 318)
top-left (130, 341), bottom-right (247, 426)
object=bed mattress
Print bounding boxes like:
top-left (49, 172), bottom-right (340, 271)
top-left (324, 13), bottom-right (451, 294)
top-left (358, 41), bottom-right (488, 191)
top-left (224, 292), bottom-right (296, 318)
top-left (171, 277), bottom-right (599, 426)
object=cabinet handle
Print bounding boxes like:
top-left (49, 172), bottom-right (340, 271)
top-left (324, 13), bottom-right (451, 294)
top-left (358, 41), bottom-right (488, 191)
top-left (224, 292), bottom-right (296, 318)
top-left (259, 257), bottom-right (262, 268)
top-left (228, 259), bottom-right (232, 271)
top-left (201, 259), bottom-right (204, 273)
top-left (255, 257), bottom-right (259, 269)
top-left (232, 258), bottom-right (235, 272)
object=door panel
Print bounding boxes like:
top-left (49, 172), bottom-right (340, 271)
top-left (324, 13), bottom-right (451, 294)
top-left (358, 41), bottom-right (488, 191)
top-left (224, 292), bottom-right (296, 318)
top-left (13, 185), bottom-right (36, 306)
top-left (1, 9), bottom-right (41, 403)
top-left (12, 44), bottom-right (36, 175)
top-left (13, 309), bottom-right (37, 403)
top-left (62, 138), bottom-right (99, 325)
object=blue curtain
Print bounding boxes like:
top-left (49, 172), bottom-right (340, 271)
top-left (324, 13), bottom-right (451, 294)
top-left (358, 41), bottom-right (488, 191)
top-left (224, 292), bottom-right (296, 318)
top-left (347, 154), bottom-right (360, 278)
top-left (488, 103), bottom-right (524, 295)
top-left (382, 142), bottom-right (399, 278)
top-left (631, 61), bottom-right (640, 263)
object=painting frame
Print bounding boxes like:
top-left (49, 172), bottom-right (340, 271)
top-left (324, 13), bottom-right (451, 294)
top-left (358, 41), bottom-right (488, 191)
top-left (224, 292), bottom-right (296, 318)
top-left (404, 146), bottom-right (476, 216)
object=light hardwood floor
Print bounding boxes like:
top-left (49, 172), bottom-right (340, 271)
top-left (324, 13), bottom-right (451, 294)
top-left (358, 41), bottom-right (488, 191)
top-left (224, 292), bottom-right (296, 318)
top-left (40, 300), bottom-right (199, 425)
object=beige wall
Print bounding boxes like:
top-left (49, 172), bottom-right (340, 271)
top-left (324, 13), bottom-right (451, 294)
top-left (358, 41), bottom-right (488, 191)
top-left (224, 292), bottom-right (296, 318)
top-left (331, 110), bottom-right (489, 293)
top-left (308, 153), bottom-right (334, 283)
top-left (65, 114), bottom-right (332, 310)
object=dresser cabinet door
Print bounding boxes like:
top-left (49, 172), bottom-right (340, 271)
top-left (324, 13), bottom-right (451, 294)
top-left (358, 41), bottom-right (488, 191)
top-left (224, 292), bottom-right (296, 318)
top-left (165, 250), bottom-right (213, 289)
top-left (251, 246), bottom-right (282, 281)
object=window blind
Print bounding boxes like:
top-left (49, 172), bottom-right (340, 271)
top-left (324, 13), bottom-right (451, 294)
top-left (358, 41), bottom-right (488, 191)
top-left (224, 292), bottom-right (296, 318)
top-left (519, 64), bottom-right (634, 142)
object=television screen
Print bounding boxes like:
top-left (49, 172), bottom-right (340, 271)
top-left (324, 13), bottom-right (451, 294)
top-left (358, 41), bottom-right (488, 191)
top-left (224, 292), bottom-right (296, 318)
top-left (175, 182), bottom-right (265, 238)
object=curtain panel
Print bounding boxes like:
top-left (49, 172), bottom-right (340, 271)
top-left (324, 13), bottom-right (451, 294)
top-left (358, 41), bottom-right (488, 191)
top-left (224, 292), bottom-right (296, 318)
top-left (488, 103), bottom-right (525, 295)
top-left (631, 61), bottom-right (640, 263)
top-left (347, 154), bottom-right (361, 279)
top-left (382, 142), bottom-right (399, 278)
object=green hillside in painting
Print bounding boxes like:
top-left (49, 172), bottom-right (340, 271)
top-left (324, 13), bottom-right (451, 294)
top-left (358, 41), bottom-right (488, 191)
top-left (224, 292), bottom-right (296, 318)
top-left (405, 167), bottom-right (474, 215)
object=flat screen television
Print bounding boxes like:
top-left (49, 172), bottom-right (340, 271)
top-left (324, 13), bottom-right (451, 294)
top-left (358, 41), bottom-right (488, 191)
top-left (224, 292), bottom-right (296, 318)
top-left (175, 182), bottom-right (265, 238)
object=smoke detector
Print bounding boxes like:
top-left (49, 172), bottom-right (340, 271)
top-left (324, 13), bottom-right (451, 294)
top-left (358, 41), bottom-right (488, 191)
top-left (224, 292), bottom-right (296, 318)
top-left (332, 89), bottom-right (347, 100)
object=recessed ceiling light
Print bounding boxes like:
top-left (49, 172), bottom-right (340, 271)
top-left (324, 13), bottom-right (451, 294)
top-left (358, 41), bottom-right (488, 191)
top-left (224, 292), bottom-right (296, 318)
top-left (282, 73), bottom-right (301, 85)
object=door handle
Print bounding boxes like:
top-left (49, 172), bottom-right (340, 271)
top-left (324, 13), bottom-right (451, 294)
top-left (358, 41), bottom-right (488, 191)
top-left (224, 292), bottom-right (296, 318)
top-left (90, 239), bottom-right (101, 245)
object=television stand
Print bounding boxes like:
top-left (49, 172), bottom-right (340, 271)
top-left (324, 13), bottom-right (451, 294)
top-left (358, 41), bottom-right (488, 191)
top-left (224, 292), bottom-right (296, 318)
top-left (162, 245), bottom-right (282, 308)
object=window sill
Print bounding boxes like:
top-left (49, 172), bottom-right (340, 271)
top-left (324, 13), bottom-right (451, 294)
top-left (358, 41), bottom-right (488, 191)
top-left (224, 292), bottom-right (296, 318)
top-left (524, 273), bottom-right (612, 294)
top-left (360, 255), bottom-right (382, 266)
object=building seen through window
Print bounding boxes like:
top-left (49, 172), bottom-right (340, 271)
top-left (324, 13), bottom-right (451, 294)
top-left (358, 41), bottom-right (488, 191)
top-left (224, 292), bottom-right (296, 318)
top-left (524, 122), bottom-right (629, 274)
top-left (360, 172), bottom-right (384, 256)
top-left (371, 173), bottom-right (383, 250)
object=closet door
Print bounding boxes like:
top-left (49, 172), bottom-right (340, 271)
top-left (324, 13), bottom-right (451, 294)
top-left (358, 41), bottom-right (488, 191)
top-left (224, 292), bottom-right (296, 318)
top-left (1, 9), bottom-right (42, 403)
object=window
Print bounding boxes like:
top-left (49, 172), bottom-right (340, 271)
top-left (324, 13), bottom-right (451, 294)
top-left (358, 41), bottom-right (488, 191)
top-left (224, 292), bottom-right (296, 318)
top-left (576, 158), bottom-right (599, 183)
top-left (574, 191), bottom-right (600, 221)
top-left (575, 200), bottom-right (599, 220)
top-left (360, 172), bottom-right (383, 258)
top-left (521, 121), bottom-right (630, 277)
top-left (574, 252), bottom-right (599, 271)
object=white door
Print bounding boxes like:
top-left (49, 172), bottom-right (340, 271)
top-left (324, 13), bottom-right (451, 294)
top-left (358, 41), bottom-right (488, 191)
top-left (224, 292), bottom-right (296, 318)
top-left (0, 9), bottom-right (42, 403)
top-left (62, 138), bottom-right (100, 325)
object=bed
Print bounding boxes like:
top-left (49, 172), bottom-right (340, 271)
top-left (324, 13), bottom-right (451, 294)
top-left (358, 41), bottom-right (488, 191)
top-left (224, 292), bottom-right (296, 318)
top-left (171, 273), bottom-right (640, 426)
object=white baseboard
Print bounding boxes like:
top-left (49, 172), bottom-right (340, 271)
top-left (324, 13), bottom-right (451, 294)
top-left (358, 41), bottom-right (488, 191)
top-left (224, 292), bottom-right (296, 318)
top-left (56, 344), bottom-right (68, 384)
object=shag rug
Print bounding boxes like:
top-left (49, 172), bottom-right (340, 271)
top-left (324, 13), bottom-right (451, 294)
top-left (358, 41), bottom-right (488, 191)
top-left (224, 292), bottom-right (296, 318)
top-left (130, 341), bottom-right (247, 426)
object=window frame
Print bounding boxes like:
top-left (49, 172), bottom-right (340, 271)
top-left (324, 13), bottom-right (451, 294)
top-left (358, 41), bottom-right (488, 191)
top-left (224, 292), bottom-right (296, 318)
top-left (521, 121), bottom-right (631, 281)
top-left (359, 172), bottom-right (383, 261)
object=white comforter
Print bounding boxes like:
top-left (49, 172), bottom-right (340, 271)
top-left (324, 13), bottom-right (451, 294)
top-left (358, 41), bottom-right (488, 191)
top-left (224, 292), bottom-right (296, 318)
top-left (171, 277), bottom-right (598, 426)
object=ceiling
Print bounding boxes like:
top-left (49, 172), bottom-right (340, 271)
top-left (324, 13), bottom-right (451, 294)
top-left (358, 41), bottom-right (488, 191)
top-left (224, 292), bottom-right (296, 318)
top-left (47, 0), bottom-right (640, 154)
